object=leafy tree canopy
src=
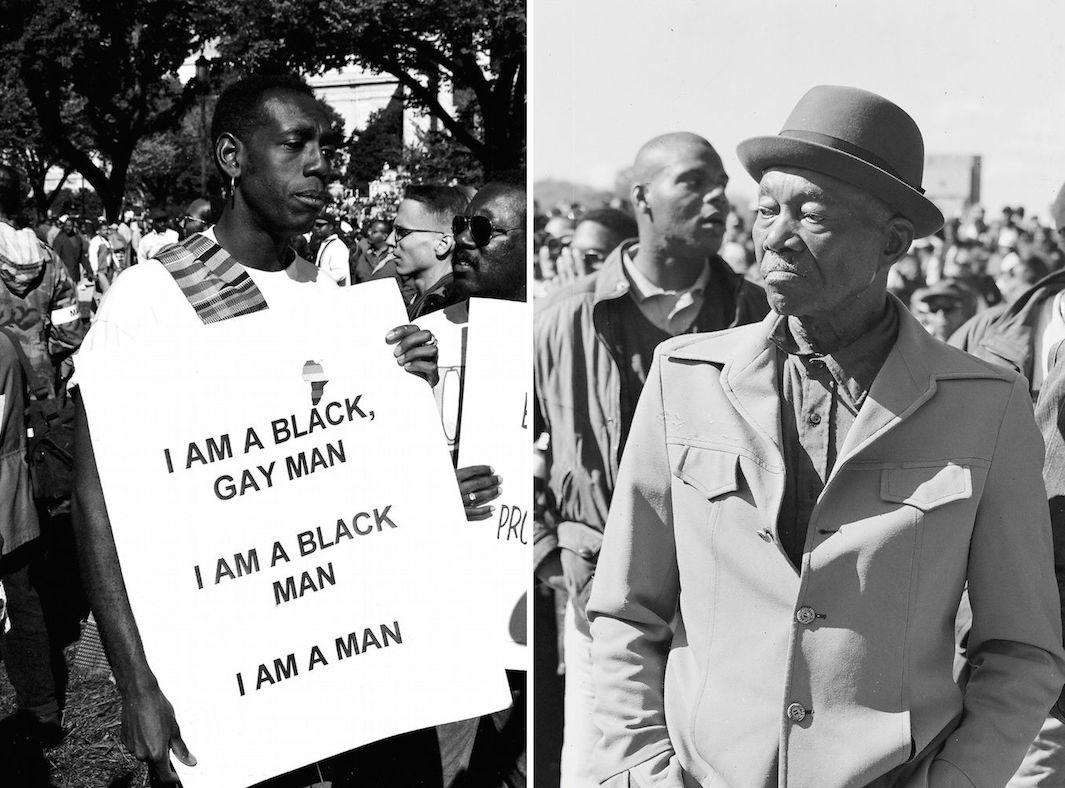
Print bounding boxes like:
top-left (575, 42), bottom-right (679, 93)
top-left (214, 0), bottom-right (525, 179)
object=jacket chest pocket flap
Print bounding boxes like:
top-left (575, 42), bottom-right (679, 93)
top-left (879, 462), bottom-right (972, 511)
top-left (671, 445), bottom-right (739, 499)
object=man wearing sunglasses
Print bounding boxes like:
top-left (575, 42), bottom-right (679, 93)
top-left (451, 182), bottom-right (527, 302)
top-left (554, 208), bottom-right (637, 285)
top-left (388, 184), bottom-right (469, 319)
top-left (533, 132), bottom-right (769, 788)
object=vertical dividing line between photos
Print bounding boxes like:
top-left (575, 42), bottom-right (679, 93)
top-left (525, 0), bottom-right (536, 784)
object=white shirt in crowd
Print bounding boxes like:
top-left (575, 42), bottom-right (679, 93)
top-left (87, 234), bottom-right (107, 276)
top-left (74, 228), bottom-right (338, 361)
top-left (136, 228), bottom-right (179, 266)
top-left (314, 234), bottom-right (350, 287)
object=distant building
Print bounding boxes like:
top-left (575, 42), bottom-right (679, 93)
top-left (178, 52), bottom-right (453, 147)
top-left (924, 154), bottom-right (982, 220)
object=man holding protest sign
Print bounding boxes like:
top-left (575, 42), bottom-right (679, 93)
top-left (71, 75), bottom-right (454, 787)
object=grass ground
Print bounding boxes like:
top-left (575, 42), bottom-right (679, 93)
top-left (0, 646), bottom-right (148, 788)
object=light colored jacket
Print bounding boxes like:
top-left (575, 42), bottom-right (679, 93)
top-left (588, 302), bottom-right (1065, 788)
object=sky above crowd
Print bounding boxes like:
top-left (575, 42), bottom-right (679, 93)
top-left (533, 0), bottom-right (1065, 218)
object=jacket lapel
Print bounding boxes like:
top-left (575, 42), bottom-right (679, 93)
top-left (720, 316), bottom-right (785, 470)
top-left (830, 303), bottom-right (937, 481)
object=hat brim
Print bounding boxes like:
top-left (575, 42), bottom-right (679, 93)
top-left (737, 136), bottom-right (944, 238)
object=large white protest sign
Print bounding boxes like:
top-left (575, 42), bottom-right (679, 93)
top-left (76, 281), bottom-right (510, 788)
top-left (457, 298), bottom-right (532, 669)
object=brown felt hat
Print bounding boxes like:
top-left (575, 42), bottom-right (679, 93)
top-left (737, 85), bottom-right (944, 238)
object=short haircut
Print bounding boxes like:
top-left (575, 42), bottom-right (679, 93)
top-left (210, 74), bottom-right (318, 174)
top-left (578, 208), bottom-right (637, 241)
top-left (1018, 255), bottom-right (1050, 285)
top-left (0, 164), bottom-right (20, 216)
top-left (403, 184), bottom-right (469, 224)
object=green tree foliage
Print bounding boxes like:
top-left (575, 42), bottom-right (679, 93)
top-left (0, 0), bottom-right (209, 219)
top-left (402, 128), bottom-right (484, 187)
top-left (214, 0), bottom-right (525, 179)
top-left (0, 76), bottom-right (87, 219)
top-left (126, 98), bottom-right (221, 211)
top-left (346, 99), bottom-right (403, 193)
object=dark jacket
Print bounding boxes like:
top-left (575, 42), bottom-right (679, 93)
top-left (533, 240), bottom-right (770, 574)
top-left (949, 268), bottom-right (1065, 393)
top-left (408, 273), bottom-right (462, 320)
top-left (0, 330), bottom-right (39, 553)
top-left (0, 256), bottom-right (86, 400)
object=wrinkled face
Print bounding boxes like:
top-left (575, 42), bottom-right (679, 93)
top-left (452, 189), bottom-right (526, 299)
top-left (753, 167), bottom-right (891, 317)
top-left (235, 91), bottom-right (336, 236)
top-left (571, 220), bottom-right (622, 272)
top-left (640, 148), bottom-right (728, 257)
top-left (913, 296), bottom-right (968, 341)
top-left (388, 199), bottom-right (446, 277)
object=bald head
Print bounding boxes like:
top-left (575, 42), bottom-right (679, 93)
top-left (632, 132), bottom-right (722, 184)
top-left (630, 132), bottom-right (729, 262)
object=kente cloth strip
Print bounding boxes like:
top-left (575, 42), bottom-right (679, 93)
top-left (155, 234), bottom-right (268, 324)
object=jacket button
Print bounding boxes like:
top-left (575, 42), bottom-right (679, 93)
top-left (578, 547), bottom-right (594, 559)
top-left (807, 412), bottom-right (821, 425)
top-left (795, 606), bottom-right (816, 625)
top-left (758, 530), bottom-right (773, 542)
top-left (786, 703), bottom-right (808, 723)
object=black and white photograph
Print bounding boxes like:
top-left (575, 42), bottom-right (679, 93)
top-left (0, 1), bottom-right (527, 786)
top-left (533, 1), bottom-right (1065, 787)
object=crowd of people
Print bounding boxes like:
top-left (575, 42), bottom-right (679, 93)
top-left (535, 186), bottom-right (1065, 351)
top-left (0, 73), bottom-right (528, 787)
top-left (533, 85), bottom-right (1065, 788)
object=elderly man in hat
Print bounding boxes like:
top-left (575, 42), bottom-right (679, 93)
top-left (588, 85), bottom-right (1065, 788)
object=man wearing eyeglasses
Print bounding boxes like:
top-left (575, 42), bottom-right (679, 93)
top-left (532, 132), bottom-right (769, 788)
top-left (312, 208), bottom-right (351, 286)
top-left (388, 184), bottom-right (469, 319)
top-left (177, 198), bottom-right (215, 241)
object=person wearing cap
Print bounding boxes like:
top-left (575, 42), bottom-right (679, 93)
top-left (910, 278), bottom-right (978, 342)
top-left (588, 85), bottom-right (1065, 788)
top-left (135, 208), bottom-right (178, 266)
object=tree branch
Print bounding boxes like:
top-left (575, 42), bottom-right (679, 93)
top-left (379, 59), bottom-right (486, 159)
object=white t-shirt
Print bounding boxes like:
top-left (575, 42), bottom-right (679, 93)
top-left (75, 228), bottom-right (338, 360)
top-left (136, 228), bottom-right (179, 265)
top-left (314, 234), bottom-right (350, 287)
top-left (87, 235), bottom-right (107, 275)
